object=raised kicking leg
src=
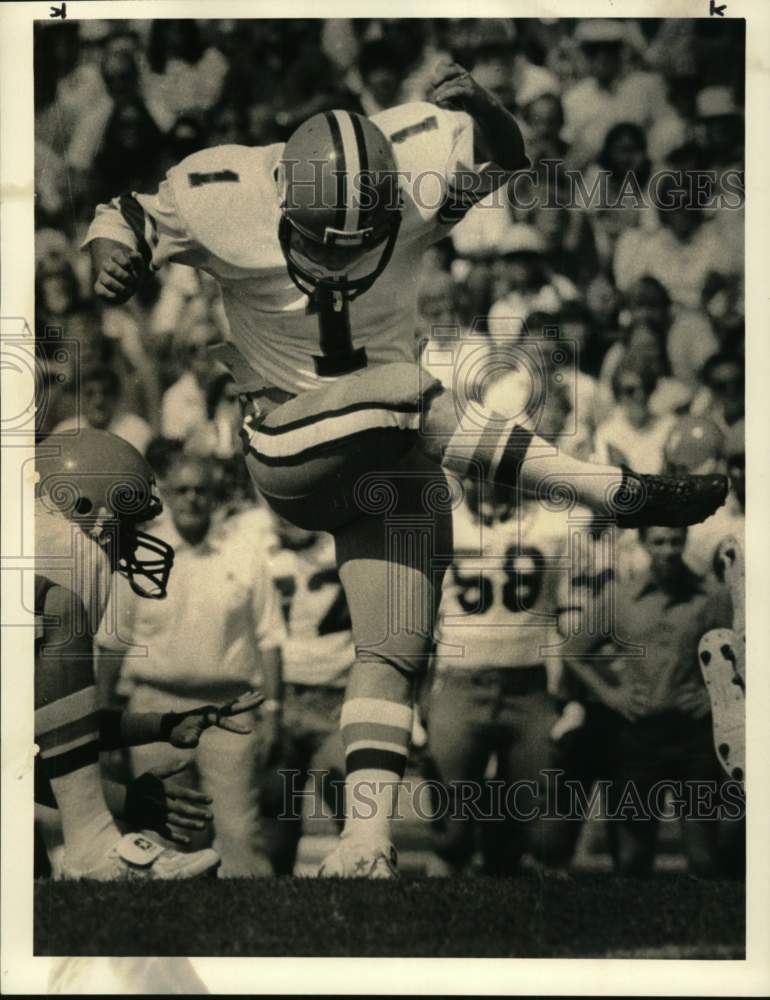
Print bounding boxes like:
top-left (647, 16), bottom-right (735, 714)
top-left (419, 383), bottom-right (727, 528)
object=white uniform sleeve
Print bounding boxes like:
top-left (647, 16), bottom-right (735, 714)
top-left (82, 175), bottom-right (207, 272)
top-left (251, 557), bottom-right (288, 652)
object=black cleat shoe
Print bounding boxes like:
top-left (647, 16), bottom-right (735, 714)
top-left (610, 470), bottom-right (728, 528)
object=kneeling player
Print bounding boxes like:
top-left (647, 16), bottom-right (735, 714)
top-left (35, 429), bottom-right (259, 879)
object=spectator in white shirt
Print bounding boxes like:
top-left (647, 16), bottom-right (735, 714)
top-left (184, 372), bottom-right (241, 461)
top-left (593, 350), bottom-right (677, 474)
top-left (487, 227), bottom-right (578, 341)
top-left (563, 20), bottom-right (667, 168)
top-left (97, 455), bottom-right (286, 876)
top-left (160, 320), bottom-right (220, 441)
top-left (614, 175), bottom-right (739, 309)
top-left (54, 365), bottom-right (152, 455)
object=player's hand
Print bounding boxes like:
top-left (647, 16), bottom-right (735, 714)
top-left (163, 690), bottom-right (265, 748)
top-left (600, 682), bottom-right (648, 722)
top-left (124, 761), bottom-right (214, 845)
top-left (674, 682), bottom-right (712, 719)
top-left (93, 247), bottom-right (147, 304)
top-left (428, 59), bottom-right (492, 116)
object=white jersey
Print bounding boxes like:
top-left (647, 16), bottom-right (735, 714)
top-left (268, 532), bottom-right (355, 688)
top-left (35, 497), bottom-right (112, 638)
top-left (435, 498), bottom-right (571, 672)
top-left (83, 103), bottom-right (493, 395)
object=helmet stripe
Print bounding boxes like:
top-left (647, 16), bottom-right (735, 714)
top-left (323, 111), bottom-right (347, 234)
top-left (349, 112), bottom-right (371, 229)
top-left (332, 110), bottom-right (361, 234)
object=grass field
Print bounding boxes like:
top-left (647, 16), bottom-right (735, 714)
top-left (35, 873), bottom-right (744, 959)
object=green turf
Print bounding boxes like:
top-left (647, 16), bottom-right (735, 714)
top-left (34, 873), bottom-right (745, 958)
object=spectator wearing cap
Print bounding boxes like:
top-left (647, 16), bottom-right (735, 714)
top-left (593, 350), bottom-right (677, 474)
top-left (486, 225), bottom-right (578, 341)
top-left (562, 20), bottom-right (667, 168)
top-left (53, 365), bottom-right (152, 455)
top-left (614, 175), bottom-right (739, 310)
top-left (694, 86), bottom-right (743, 173)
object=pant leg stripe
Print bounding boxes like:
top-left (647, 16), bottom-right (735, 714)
top-left (35, 711), bottom-right (101, 752)
top-left (35, 687), bottom-right (98, 733)
top-left (250, 407), bottom-right (419, 459)
top-left (40, 740), bottom-right (100, 779)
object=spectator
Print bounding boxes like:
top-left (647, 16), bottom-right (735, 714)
top-left (356, 39), bottom-right (405, 115)
top-left (142, 20), bottom-right (228, 132)
top-left (160, 321), bottom-right (221, 442)
top-left (614, 175), bottom-right (739, 309)
top-left (600, 322), bottom-right (692, 418)
top-left (694, 86), bottom-right (743, 174)
top-left (53, 365), bottom-right (152, 455)
top-left (92, 100), bottom-right (166, 206)
top-left (647, 73), bottom-right (698, 166)
top-left (565, 525), bottom-right (733, 876)
top-left (67, 47), bottom-right (144, 173)
top-left (690, 351), bottom-right (745, 435)
top-left (96, 455), bottom-right (286, 877)
top-left (563, 20), bottom-right (667, 168)
top-left (184, 371), bottom-right (241, 460)
top-left (519, 91), bottom-right (568, 172)
top-left (487, 226), bottom-right (578, 341)
top-left (593, 350), bottom-right (677, 473)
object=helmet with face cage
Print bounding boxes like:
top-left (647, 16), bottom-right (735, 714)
top-left (36, 429), bottom-right (174, 599)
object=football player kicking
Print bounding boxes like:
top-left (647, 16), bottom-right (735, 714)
top-left (85, 61), bottom-right (727, 877)
top-left (35, 428), bottom-right (262, 879)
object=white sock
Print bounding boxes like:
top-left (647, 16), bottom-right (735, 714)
top-left (50, 764), bottom-right (122, 871)
top-left (342, 769), bottom-right (401, 845)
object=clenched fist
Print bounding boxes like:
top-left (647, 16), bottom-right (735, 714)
top-left (93, 246), bottom-right (147, 304)
top-left (428, 59), bottom-right (492, 116)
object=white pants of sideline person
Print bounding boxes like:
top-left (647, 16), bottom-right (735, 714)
top-left (128, 684), bottom-right (271, 877)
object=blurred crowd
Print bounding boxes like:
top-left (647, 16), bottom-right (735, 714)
top-left (35, 17), bottom-right (745, 878)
